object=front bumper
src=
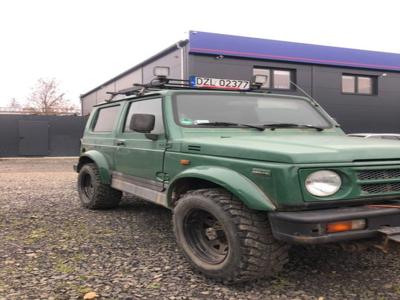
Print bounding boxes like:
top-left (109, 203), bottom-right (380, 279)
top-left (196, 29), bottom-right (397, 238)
top-left (269, 205), bottom-right (400, 244)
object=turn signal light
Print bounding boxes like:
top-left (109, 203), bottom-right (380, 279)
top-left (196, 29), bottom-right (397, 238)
top-left (180, 159), bottom-right (190, 165)
top-left (326, 219), bottom-right (366, 233)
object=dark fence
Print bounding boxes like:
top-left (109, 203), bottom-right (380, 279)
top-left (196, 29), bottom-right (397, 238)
top-left (0, 114), bottom-right (87, 157)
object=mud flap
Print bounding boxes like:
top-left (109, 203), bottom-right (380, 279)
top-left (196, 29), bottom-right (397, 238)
top-left (376, 227), bottom-right (400, 252)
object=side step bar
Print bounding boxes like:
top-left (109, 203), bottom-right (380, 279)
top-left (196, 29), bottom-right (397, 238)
top-left (111, 172), bottom-right (168, 208)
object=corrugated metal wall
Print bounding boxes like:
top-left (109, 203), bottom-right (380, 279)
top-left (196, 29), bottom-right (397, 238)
top-left (0, 114), bottom-right (87, 157)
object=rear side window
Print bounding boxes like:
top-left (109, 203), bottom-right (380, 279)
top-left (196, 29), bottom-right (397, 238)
top-left (93, 105), bottom-right (120, 132)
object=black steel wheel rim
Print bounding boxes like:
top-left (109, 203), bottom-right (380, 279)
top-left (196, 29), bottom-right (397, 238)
top-left (82, 172), bottom-right (95, 199)
top-left (183, 209), bottom-right (229, 264)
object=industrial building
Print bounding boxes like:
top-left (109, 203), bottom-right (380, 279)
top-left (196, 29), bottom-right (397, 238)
top-left (80, 31), bottom-right (400, 133)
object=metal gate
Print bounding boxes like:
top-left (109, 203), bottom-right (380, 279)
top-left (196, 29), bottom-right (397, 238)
top-left (0, 115), bottom-right (86, 157)
top-left (18, 120), bottom-right (49, 156)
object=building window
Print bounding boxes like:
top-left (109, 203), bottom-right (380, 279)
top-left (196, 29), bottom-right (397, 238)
top-left (253, 68), bottom-right (294, 90)
top-left (342, 74), bottom-right (376, 95)
top-left (342, 75), bottom-right (356, 93)
top-left (92, 105), bottom-right (120, 132)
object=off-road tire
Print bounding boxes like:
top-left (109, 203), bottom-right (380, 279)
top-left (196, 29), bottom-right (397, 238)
top-left (173, 188), bottom-right (289, 283)
top-left (77, 163), bottom-right (122, 209)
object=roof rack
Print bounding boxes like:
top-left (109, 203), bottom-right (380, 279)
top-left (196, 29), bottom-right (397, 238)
top-left (106, 77), bottom-right (194, 101)
top-left (105, 77), bottom-right (273, 103)
top-left (104, 66), bottom-right (275, 102)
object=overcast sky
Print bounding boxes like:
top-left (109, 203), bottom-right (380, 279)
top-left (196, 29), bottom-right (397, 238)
top-left (0, 0), bottom-right (399, 108)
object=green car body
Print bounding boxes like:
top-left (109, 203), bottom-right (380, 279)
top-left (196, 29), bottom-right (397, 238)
top-left (77, 89), bottom-right (400, 245)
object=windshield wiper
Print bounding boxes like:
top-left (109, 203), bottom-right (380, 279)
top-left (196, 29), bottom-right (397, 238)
top-left (196, 121), bottom-right (264, 131)
top-left (262, 123), bottom-right (324, 131)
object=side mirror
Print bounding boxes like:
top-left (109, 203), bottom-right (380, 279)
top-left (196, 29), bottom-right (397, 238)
top-left (130, 114), bottom-right (155, 133)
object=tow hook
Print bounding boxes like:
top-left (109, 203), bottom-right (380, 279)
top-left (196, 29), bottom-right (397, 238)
top-left (375, 226), bottom-right (400, 253)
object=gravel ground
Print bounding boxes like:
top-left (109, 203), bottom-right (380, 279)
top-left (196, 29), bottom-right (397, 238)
top-left (1, 158), bottom-right (400, 299)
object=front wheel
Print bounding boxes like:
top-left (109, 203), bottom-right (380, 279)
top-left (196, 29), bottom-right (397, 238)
top-left (77, 163), bottom-right (122, 209)
top-left (173, 188), bottom-right (289, 283)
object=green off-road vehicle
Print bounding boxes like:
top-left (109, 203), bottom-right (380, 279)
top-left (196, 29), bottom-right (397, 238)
top-left (76, 69), bottom-right (400, 283)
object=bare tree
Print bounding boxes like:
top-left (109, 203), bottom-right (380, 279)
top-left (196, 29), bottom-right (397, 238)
top-left (26, 78), bottom-right (79, 115)
top-left (8, 98), bottom-right (21, 109)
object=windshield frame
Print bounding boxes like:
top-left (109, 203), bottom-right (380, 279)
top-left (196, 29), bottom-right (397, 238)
top-left (171, 91), bottom-right (334, 130)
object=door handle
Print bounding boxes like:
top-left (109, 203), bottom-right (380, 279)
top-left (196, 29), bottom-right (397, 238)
top-left (116, 140), bottom-right (126, 146)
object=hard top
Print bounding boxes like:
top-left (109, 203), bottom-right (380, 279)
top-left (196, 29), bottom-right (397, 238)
top-left (93, 88), bottom-right (314, 108)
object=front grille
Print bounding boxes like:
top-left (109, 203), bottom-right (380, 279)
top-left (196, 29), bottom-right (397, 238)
top-left (356, 167), bottom-right (400, 196)
top-left (361, 183), bottom-right (400, 194)
top-left (357, 169), bottom-right (400, 180)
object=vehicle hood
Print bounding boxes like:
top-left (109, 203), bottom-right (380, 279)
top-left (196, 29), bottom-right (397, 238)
top-left (180, 134), bottom-right (400, 163)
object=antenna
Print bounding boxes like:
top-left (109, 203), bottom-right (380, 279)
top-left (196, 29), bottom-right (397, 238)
top-left (289, 80), bottom-right (341, 128)
top-left (289, 80), bottom-right (319, 106)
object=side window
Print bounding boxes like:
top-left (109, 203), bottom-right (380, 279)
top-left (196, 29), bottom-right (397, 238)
top-left (124, 98), bottom-right (164, 134)
top-left (93, 105), bottom-right (120, 132)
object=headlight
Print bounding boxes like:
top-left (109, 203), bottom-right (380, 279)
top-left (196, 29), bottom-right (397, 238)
top-left (305, 170), bottom-right (341, 197)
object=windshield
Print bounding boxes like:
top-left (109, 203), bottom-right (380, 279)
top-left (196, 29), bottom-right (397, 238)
top-left (174, 94), bottom-right (331, 128)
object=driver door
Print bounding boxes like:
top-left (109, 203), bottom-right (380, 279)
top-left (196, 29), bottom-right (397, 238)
top-left (113, 97), bottom-right (167, 192)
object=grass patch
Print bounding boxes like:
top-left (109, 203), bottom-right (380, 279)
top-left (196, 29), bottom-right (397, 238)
top-left (77, 286), bottom-right (93, 294)
top-left (56, 260), bottom-right (74, 274)
top-left (393, 285), bottom-right (400, 295)
top-left (94, 228), bottom-right (116, 236)
top-left (269, 276), bottom-right (294, 292)
top-left (79, 275), bottom-right (89, 281)
top-left (25, 228), bottom-right (47, 244)
top-left (147, 282), bottom-right (161, 289)
top-left (72, 253), bottom-right (84, 262)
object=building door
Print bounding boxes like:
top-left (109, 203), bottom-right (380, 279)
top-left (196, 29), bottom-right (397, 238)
top-left (18, 120), bottom-right (49, 156)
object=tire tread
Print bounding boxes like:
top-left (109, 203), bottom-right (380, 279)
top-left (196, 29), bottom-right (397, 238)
top-left (177, 188), bottom-right (289, 283)
top-left (78, 163), bottom-right (122, 209)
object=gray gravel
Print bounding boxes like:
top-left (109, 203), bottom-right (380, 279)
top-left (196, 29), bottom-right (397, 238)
top-left (1, 158), bottom-right (400, 299)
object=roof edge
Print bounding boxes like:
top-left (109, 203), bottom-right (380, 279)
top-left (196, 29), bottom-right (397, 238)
top-left (188, 31), bottom-right (400, 72)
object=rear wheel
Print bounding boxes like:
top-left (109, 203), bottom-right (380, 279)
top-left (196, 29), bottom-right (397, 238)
top-left (173, 188), bottom-right (289, 283)
top-left (77, 163), bottom-right (122, 209)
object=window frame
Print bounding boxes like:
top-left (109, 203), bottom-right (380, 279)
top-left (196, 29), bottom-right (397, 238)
top-left (253, 67), bottom-right (296, 91)
top-left (171, 92), bottom-right (333, 130)
top-left (90, 104), bottom-right (121, 133)
top-left (341, 73), bottom-right (377, 96)
top-left (120, 96), bottom-right (165, 136)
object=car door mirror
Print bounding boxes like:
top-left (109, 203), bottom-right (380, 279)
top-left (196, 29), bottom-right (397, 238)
top-left (130, 114), bottom-right (155, 133)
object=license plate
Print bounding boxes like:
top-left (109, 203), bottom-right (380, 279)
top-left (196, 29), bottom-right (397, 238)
top-left (189, 76), bottom-right (250, 90)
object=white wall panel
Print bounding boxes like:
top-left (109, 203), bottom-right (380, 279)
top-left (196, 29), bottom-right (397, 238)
top-left (143, 49), bottom-right (182, 83)
top-left (96, 83), bottom-right (116, 104)
top-left (115, 69), bottom-right (142, 91)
